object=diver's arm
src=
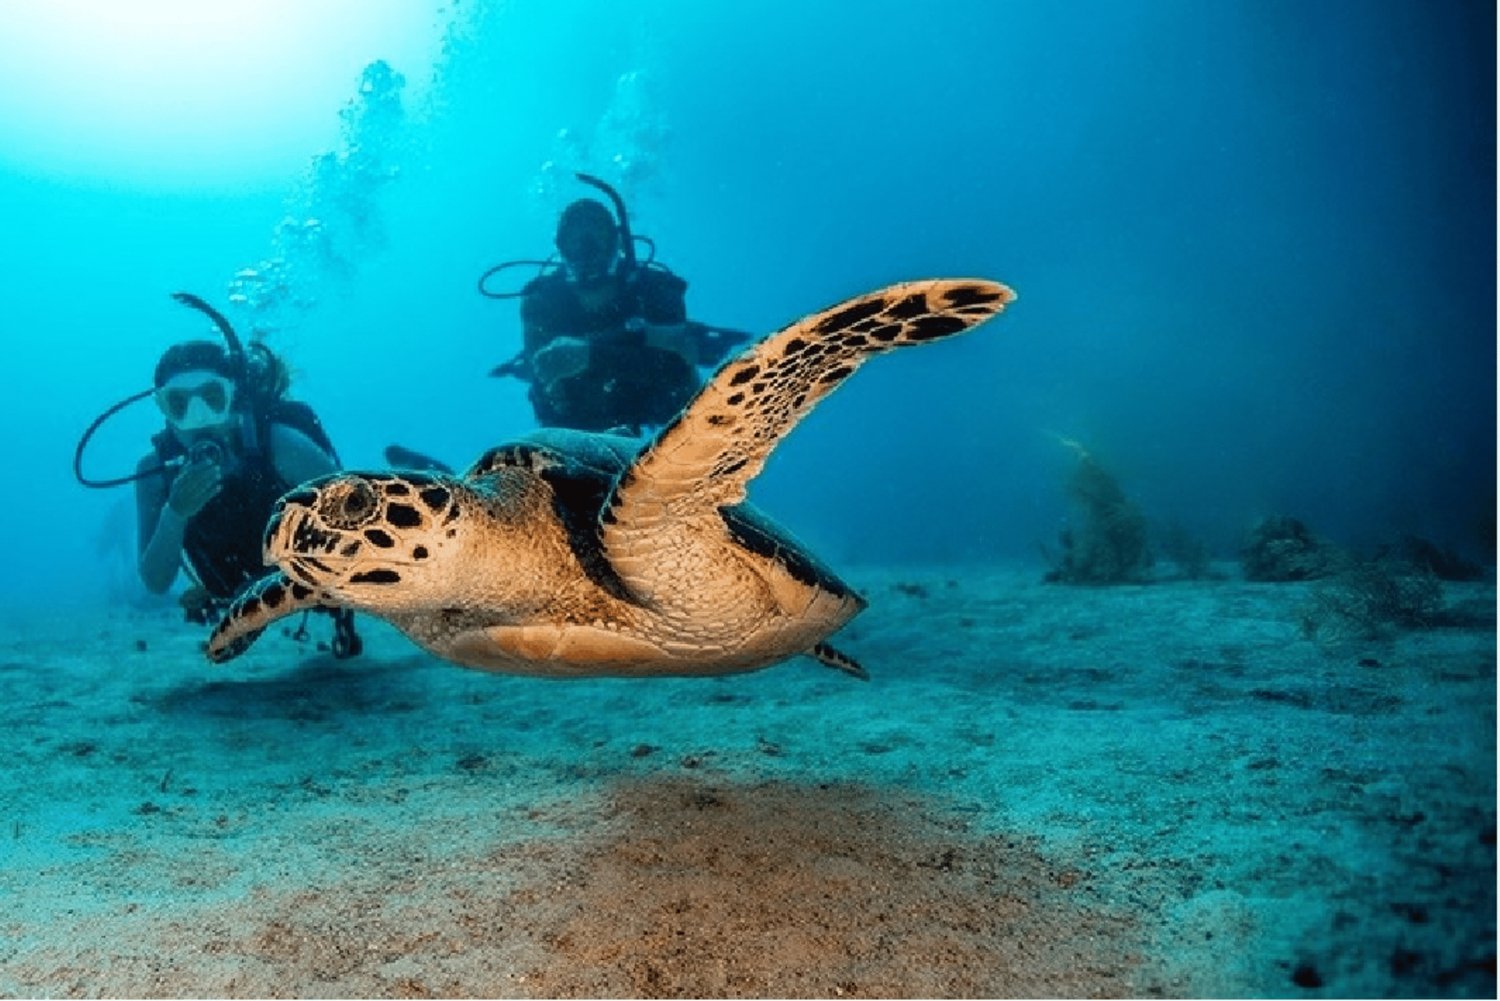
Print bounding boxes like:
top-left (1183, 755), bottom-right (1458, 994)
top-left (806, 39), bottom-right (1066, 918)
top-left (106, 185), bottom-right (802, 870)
top-left (637, 289), bottom-right (699, 363)
top-left (269, 424), bottom-right (339, 486)
top-left (136, 455), bottom-right (185, 594)
top-left (642, 323), bottom-right (697, 362)
top-left (638, 269), bottom-right (689, 325)
top-left (635, 269), bottom-right (697, 363)
top-left (520, 288), bottom-right (564, 353)
top-left (516, 293), bottom-right (587, 386)
top-left (521, 314), bottom-right (555, 356)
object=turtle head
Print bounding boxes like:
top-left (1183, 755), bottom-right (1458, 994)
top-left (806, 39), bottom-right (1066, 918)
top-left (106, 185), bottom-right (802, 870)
top-left (265, 472), bottom-right (469, 611)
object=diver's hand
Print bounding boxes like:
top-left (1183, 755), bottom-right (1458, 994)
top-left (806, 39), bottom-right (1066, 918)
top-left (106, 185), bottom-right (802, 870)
top-left (178, 585), bottom-right (219, 625)
top-left (531, 336), bottom-right (590, 386)
top-left (167, 459), bottom-right (224, 518)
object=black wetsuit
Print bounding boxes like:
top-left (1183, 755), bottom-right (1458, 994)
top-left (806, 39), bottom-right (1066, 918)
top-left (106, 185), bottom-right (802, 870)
top-left (150, 400), bottom-right (361, 658)
top-left (519, 265), bottom-right (698, 431)
top-left (152, 401), bottom-right (333, 601)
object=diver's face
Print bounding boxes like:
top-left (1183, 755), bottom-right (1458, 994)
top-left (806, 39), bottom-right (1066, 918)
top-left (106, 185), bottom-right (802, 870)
top-left (157, 371), bottom-right (235, 431)
top-left (558, 224), bottom-right (618, 286)
top-left (155, 369), bottom-right (238, 456)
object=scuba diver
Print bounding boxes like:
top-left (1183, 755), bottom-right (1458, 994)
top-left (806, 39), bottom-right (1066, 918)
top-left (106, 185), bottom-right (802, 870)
top-left (480, 173), bottom-right (752, 433)
top-left (75, 293), bottom-right (361, 658)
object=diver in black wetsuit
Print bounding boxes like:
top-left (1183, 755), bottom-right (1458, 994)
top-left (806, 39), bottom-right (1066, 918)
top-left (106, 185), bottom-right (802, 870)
top-left (76, 293), bottom-right (361, 657)
top-left (133, 341), bottom-right (323, 596)
top-left (385, 176), bottom-right (754, 474)
top-left (515, 198), bottom-right (706, 431)
top-left (486, 174), bottom-right (750, 434)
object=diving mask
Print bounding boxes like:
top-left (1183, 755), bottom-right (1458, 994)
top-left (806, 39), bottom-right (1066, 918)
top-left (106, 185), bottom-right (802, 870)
top-left (156, 373), bottom-right (236, 431)
top-left (558, 229), bottom-right (618, 284)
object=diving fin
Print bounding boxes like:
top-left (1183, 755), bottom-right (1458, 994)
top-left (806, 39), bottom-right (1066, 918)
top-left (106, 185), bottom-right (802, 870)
top-left (383, 445), bottom-right (455, 475)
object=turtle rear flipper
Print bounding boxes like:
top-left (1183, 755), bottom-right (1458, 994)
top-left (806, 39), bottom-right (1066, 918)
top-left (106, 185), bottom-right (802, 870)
top-left (599, 280), bottom-right (1014, 600)
top-left (206, 572), bottom-right (331, 664)
top-left (809, 641), bottom-right (867, 680)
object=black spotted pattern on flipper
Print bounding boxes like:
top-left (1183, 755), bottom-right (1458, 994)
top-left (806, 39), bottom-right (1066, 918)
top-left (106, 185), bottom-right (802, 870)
top-left (809, 641), bottom-right (867, 681)
top-left (206, 571), bottom-right (332, 664)
top-left (600, 280), bottom-right (1014, 567)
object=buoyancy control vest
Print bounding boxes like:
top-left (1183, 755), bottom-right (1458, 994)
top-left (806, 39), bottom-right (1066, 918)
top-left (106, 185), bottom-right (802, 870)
top-left (151, 400), bottom-right (337, 600)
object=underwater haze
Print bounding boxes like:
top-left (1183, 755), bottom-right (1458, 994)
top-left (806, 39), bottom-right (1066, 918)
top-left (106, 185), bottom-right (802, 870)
top-left (0, 0), bottom-right (1491, 604)
top-left (0, 2), bottom-right (1495, 997)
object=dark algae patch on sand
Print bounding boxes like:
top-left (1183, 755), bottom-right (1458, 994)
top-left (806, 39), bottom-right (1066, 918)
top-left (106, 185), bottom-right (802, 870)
top-left (515, 779), bottom-right (1143, 998)
top-left (4, 778), bottom-right (1146, 998)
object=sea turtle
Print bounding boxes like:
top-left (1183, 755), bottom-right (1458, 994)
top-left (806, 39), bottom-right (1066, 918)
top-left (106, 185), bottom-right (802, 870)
top-left (207, 279), bottom-right (1015, 678)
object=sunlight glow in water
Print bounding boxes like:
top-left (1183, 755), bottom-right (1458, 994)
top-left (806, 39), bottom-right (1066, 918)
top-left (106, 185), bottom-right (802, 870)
top-left (0, 0), bottom-right (441, 187)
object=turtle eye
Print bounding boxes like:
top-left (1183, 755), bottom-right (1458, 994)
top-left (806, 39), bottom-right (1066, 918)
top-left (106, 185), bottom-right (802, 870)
top-left (343, 484), bottom-right (376, 518)
top-left (323, 479), bottom-right (380, 529)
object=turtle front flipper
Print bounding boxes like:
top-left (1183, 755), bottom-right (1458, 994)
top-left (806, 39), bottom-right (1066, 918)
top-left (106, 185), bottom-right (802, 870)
top-left (600, 280), bottom-right (1015, 598)
top-left (206, 573), bottom-right (329, 664)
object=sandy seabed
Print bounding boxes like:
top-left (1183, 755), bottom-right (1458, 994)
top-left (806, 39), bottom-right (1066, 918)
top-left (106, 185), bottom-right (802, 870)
top-left (0, 564), bottom-right (1493, 998)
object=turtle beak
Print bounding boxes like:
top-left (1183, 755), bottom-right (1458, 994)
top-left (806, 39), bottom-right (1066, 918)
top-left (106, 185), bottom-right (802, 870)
top-left (266, 486), bottom-right (322, 561)
top-left (265, 497), bottom-right (339, 563)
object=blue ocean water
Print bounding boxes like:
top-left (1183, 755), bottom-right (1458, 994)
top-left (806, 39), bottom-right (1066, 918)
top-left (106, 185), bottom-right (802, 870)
top-left (0, 0), bottom-right (1490, 601)
top-left (0, 1), bottom-right (1493, 996)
